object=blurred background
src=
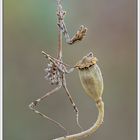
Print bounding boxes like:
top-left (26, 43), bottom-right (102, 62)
top-left (4, 0), bottom-right (136, 140)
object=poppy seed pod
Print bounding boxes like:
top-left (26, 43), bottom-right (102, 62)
top-left (75, 52), bottom-right (104, 103)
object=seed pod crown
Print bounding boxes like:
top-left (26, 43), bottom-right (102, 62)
top-left (75, 52), bottom-right (98, 69)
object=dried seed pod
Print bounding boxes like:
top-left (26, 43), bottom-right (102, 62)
top-left (75, 52), bottom-right (103, 103)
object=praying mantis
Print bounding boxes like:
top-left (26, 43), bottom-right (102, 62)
top-left (29, 0), bottom-right (104, 139)
top-left (29, 0), bottom-right (87, 134)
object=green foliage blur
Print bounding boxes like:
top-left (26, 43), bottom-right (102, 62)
top-left (4, 0), bottom-right (136, 140)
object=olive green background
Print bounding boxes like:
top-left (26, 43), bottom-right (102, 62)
top-left (4, 0), bottom-right (136, 140)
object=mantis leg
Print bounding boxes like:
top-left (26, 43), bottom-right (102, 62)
top-left (29, 84), bottom-right (68, 134)
top-left (62, 75), bottom-right (83, 131)
top-left (57, 22), bottom-right (87, 45)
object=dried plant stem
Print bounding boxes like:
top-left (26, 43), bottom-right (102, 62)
top-left (53, 100), bottom-right (104, 140)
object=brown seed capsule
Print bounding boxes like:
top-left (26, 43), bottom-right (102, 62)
top-left (75, 52), bottom-right (103, 103)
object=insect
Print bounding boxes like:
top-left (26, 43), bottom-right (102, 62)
top-left (29, 51), bottom-right (82, 134)
top-left (28, 0), bottom-right (88, 134)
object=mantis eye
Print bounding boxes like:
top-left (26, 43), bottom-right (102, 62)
top-left (87, 52), bottom-right (94, 58)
